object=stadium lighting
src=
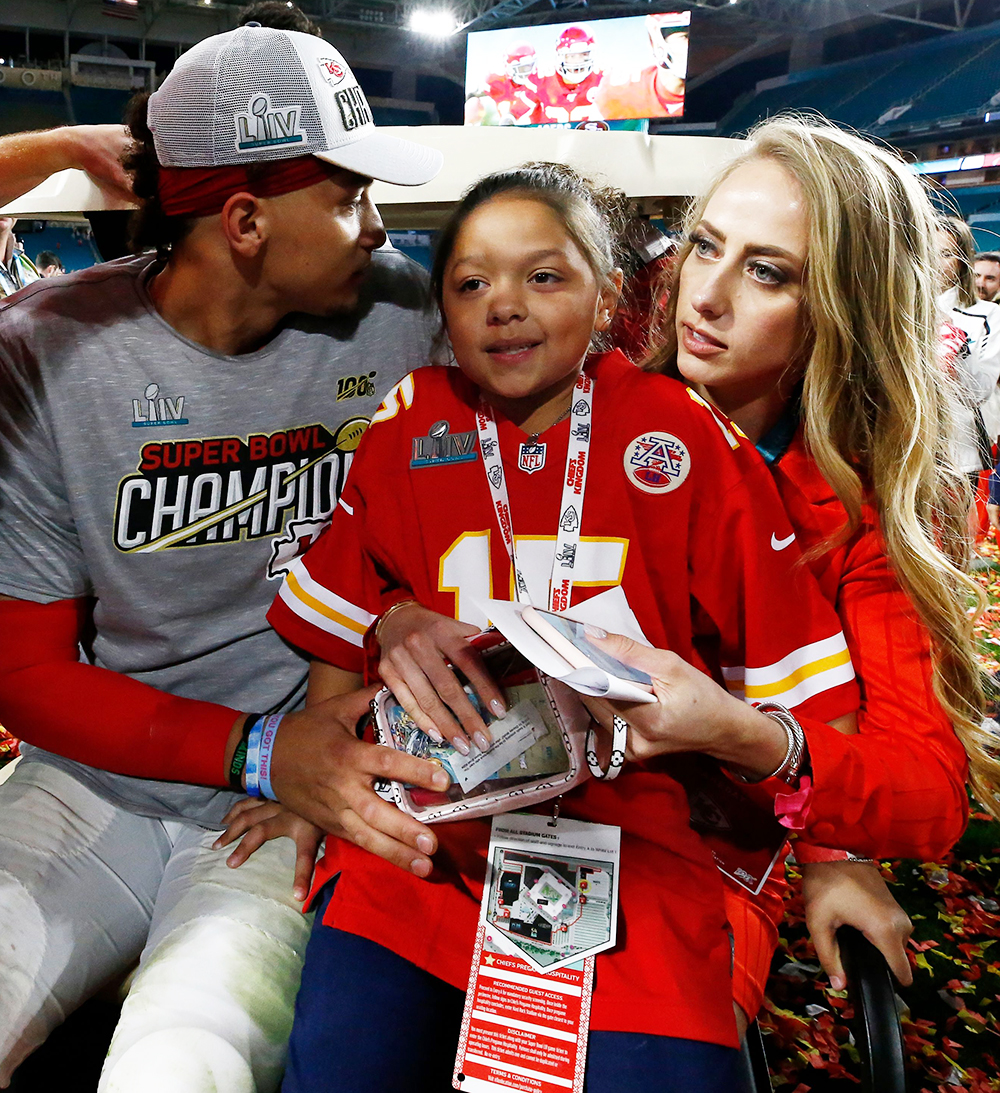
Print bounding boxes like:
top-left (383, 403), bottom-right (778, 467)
top-left (409, 9), bottom-right (458, 37)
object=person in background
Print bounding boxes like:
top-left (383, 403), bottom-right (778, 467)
top-left (974, 250), bottom-right (1000, 302)
top-left (237, 0), bottom-right (321, 34)
top-left (0, 215), bottom-right (38, 297)
top-left (34, 250), bottom-right (64, 278)
top-left (938, 219), bottom-right (1000, 521)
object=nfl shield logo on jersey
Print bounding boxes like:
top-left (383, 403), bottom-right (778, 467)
top-left (518, 441), bottom-right (546, 474)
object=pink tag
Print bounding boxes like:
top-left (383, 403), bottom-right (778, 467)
top-left (775, 774), bottom-right (813, 831)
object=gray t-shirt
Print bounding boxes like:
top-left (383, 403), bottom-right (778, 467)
top-left (0, 249), bottom-right (435, 826)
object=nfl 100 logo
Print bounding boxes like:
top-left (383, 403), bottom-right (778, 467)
top-left (518, 441), bottom-right (546, 474)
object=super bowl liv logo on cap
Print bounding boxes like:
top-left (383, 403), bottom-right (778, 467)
top-left (235, 94), bottom-right (305, 152)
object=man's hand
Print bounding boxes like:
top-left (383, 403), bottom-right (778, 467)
top-left (61, 125), bottom-right (134, 203)
top-left (0, 125), bottom-right (134, 208)
top-left (215, 798), bottom-right (324, 902)
top-left (801, 860), bottom-right (913, 990)
top-left (270, 685), bottom-right (450, 878)
top-left (378, 602), bottom-right (506, 753)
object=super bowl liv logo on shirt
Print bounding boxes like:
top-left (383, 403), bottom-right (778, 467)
top-left (132, 383), bottom-right (188, 428)
top-left (113, 418), bottom-right (368, 554)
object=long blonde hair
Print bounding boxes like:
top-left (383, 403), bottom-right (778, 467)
top-left (645, 115), bottom-right (996, 817)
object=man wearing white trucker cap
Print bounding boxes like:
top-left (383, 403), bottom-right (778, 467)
top-left (0, 25), bottom-right (448, 1093)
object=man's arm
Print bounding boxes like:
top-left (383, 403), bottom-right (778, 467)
top-left (0, 126), bottom-right (133, 207)
top-left (0, 594), bottom-right (241, 786)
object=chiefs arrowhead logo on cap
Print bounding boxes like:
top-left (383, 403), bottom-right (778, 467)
top-left (318, 57), bottom-right (348, 86)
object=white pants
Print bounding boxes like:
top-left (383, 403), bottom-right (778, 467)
top-left (0, 757), bottom-right (312, 1092)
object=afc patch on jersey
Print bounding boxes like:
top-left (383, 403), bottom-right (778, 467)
top-left (623, 431), bottom-right (690, 494)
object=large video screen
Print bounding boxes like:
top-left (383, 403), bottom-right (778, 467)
top-left (465, 12), bottom-right (690, 127)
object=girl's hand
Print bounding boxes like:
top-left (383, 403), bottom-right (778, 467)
top-left (214, 798), bottom-right (323, 902)
top-left (800, 860), bottom-right (913, 990)
top-left (580, 628), bottom-right (788, 777)
top-left (377, 602), bottom-right (507, 753)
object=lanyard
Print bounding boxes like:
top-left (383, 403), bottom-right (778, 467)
top-left (475, 370), bottom-right (594, 612)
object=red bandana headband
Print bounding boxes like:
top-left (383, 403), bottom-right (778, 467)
top-left (157, 154), bottom-right (336, 218)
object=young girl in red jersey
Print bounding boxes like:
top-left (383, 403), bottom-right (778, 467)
top-left (265, 163), bottom-right (862, 1093)
top-left (585, 115), bottom-right (987, 1029)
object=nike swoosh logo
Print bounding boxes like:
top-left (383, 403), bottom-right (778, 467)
top-left (771, 532), bottom-right (796, 551)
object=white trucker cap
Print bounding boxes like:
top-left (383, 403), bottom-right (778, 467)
top-left (147, 26), bottom-right (443, 186)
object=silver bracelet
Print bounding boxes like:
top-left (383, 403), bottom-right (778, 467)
top-left (732, 702), bottom-right (806, 785)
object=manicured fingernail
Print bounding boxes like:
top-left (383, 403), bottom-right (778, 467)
top-left (426, 726), bottom-right (444, 744)
top-left (416, 833), bottom-right (435, 854)
top-left (293, 887), bottom-right (306, 901)
top-left (473, 731), bottom-right (491, 752)
top-left (432, 768), bottom-right (451, 790)
top-left (830, 975), bottom-right (845, 991)
top-left (584, 624), bottom-right (607, 639)
top-left (412, 857), bottom-right (433, 878)
top-left (452, 735), bottom-right (471, 756)
top-left (490, 699), bottom-right (507, 718)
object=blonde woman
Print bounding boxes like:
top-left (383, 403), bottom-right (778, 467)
top-left (581, 115), bottom-right (992, 1027)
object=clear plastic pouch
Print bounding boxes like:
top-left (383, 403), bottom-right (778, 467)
top-left (371, 630), bottom-right (590, 823)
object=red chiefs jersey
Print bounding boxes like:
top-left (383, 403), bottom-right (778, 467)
top-left (594, 66), bottom-right (684, 120)
top-left (726, 423), bottom-right (971, 1019)
top-left (268, 351), bottom-right (859, 1045)
top-left (484, 72), bottom-right (542, 123)
top-left (534, 70), bottom-right (604, 124)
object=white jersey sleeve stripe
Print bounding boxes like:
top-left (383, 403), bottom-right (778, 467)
top-left (286, 556), bottom-right (375, 629)
top-left (277, 573), bottom-right (371, 647)
top-left (721, 632), bottom-right (855, 707)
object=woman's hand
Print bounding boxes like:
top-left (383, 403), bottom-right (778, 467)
top-left (214, 798), bottom-right (323, 902)
top-left (800, 860), bottom-right (913, 990)
top-left (580, 628), bottom-right (788, 777)
top-left (269, 685), bottom-right (451, 878)
top-left (377, 602), bottom-right (507, 753)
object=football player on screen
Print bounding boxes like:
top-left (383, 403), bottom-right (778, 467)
top-left (595, 16), bottom-right (687, 121)
top-left (535, 26), bottom-right (605, 124)
top-left (466, 43), bottom-right (543, 126)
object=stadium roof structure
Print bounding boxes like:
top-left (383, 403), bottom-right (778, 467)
top-left (1, 0), bottom-right (996, 122)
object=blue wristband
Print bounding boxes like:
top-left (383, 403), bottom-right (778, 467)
top-left (244, 715), bottom-right (266, 798)
top-left (257, 713), bottom-right (284, 802)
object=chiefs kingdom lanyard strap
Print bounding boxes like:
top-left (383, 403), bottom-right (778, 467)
top-left (476, 370), bottom-right (625, 780)
top-left (476, 370), bottom-right (594, 613)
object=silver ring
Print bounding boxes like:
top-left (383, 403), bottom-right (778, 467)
top-left (585, 714), bottom-right (628, 781)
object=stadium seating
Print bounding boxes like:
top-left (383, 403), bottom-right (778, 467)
top-left (720, 19), bottom-right (1000, 138)
top-left (0, 88), bottom-right (69, 136)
